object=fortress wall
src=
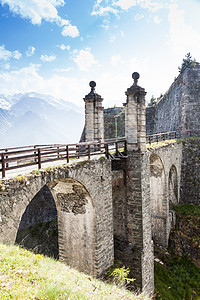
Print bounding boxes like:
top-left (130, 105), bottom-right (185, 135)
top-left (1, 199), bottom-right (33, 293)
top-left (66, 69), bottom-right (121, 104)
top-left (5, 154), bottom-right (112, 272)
top-left (104, 107), bottom-right (125, 140)
top-left (146, 66), bottom-right (200, 135)
top-left (180, 138), bottom-right (200, 205)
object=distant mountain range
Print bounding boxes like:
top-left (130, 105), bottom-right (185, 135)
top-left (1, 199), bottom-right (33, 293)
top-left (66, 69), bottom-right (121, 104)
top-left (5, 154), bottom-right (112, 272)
top-left (0, 92), bottom-right (84, 148)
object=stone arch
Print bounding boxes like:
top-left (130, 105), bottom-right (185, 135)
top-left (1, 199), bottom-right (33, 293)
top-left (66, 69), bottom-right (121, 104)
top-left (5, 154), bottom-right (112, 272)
top-left (150, 154), bottom-right (167, 247)
top-left (168, 165), bottom-right (178, 205)
top-left (168, 165), bottom-right (178, 231)
top-left (15, 177), bottom-right (97, 276)
top-left (0, 161), bottom-right (113, 278)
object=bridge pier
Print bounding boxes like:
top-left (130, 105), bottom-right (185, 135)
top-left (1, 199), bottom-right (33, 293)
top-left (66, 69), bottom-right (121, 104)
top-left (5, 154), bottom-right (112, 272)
top-left (113, 73), bottom-right (154, 295)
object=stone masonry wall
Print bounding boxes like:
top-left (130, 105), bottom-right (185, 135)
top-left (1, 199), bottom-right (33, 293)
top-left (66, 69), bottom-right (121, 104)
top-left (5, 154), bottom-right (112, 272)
top-left (180, 138), bottom-right (200, 205)
top-left (148, 142), bottom-right (183, 246)
top-left (0, 160), bottom-right (114, 277)
top-left (112, 153), bottom-right (154, 295)
top-left (146, 66), bottom-right (200, 135)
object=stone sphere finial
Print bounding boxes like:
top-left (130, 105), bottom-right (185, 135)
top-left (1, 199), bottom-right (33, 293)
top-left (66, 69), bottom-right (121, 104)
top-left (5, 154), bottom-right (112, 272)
top-left (89, 81), bottom-right (96, 93)
top-left (132, 72), bottom-right (140, 85)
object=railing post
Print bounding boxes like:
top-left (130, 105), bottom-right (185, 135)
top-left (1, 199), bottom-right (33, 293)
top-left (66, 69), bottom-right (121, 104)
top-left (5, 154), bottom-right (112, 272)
top-left (1, 153), bottom-right (5, 178)
top-left (38, 149), bottom-right (41, 169)
top-left (57, 146), bottom-right (60, 159)
top-left (66, 145), bottom-right (69, 163)
top-left (88, 144), bottom-right (90, 160)
top-left (76, 145), bottom-right (79, 158)
top-left (105, 144), bottom-right (109, 159)
top-left (115, 142), bottom-right (119, 157)
top-left (34, 146), bottom-right (37, 162)
top-left (124, 140), bottom-right (127, 155)
top-left (5, 149), bottom-right (8, 168)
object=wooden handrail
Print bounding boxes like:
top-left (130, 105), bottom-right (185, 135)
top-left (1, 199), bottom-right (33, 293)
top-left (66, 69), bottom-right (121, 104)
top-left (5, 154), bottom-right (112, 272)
top-left (0, 140), bottom-right (127, 178)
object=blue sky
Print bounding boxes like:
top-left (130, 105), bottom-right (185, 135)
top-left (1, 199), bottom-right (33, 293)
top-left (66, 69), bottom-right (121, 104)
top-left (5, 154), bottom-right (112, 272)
top-left (0, 0), bottom-right (200, 107)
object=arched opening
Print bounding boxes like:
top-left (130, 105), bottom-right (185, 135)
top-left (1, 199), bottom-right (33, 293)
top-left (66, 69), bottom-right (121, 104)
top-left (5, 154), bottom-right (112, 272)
top-left (150, 154), bottom-right (167, 247)
top-left (169, 165), bottom-right (178, 205)
top-left (15, 185), bottom-right (59, 258)
top-left (168, 165), bottom-right (178, 229)
top-left (48, 178), bottom-right (97, 276)
top-left (15, 178), bottom-right (97, 276)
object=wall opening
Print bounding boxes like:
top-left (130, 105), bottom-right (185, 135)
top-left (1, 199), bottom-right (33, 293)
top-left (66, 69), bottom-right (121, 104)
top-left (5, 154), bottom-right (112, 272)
top-left (150, 154), bottom-right (167, 247)
top-left (15, 185), bottom-right (58, 258)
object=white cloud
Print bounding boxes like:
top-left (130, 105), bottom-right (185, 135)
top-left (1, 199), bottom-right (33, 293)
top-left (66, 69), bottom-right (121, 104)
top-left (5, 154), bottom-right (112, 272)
top-left (40, 54), bottom-right (56, 62)
top-left (73, 49), bottom-right (98, 71)
top-left (167, 3), bottom-right (200, 56)
top-left (109, 34), bottom-right (116, 42)
top-left (54, 67), bottom-right (74, 73)
top-left (0, 0), bottom-right (79, 39)
top-left (138, 0), bottom-right (164, 12)
top-left (111, 54), bottom-right (121, 66)
top-left (135, 13), bottom-right (144, 21)
top-left (154, 16), bottom-right (161, 24)
top-left (0, 0), bottom-right (65, 25)
top-left (73, 49), bottom-right (78, 55)
top-left (92, 5), bottom-right (118, 16)
top-left (100, 19), bottom-right (110, 30)
top-left (26, 46), bottom-right (35, 57)
top-left (0, 64), bottom-right (88, 107)
top-left (13, 50), bottom-right (22, 60)
top-left (58, 44), bottom-right (70, 51)
top-left (92, 0), bottom-right (165, 16)
top-left (0, 45), bottom-right (22, 61)
top-left (3, 63), bottom-right (10, 70)
top-left (61, 24), bottom-right (79, 38)
top-left (114, 0), bottom-right (137, 10)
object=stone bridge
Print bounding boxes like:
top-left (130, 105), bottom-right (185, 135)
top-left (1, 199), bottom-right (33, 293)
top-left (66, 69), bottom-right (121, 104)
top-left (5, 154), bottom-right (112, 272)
top-left (0, 72), bottom-right (199, 296)
top-left (0, 139), bottom-right (187, 296)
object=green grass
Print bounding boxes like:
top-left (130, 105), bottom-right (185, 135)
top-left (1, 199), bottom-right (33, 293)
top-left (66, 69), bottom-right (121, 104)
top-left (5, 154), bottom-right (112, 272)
top-left (155, 254), bottom-right (200, 300)
top-left (0, 243), bottom-right (149, 300)
top-left (146, 139), bottom-right (176, 150)
top-left (172, 204), bottom-right (200, 216)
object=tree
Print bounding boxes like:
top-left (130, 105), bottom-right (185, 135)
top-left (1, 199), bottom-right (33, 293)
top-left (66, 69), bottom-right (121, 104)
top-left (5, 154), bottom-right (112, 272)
top-left (178, 53), bottom-right (196, 74)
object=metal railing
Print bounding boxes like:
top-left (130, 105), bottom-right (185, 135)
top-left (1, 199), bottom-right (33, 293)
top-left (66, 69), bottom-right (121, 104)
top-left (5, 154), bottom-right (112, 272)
top-left (146, 130), bottom-right (200, 144)
top-left (0, 140), bottom-right (127, 178)
top-left (146, 131), bottom-right (179, 144)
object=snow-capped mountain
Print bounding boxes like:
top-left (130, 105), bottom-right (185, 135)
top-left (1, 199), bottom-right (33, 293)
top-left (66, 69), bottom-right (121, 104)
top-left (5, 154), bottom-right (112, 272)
top-left (0, 92), bottom-right (84, 148)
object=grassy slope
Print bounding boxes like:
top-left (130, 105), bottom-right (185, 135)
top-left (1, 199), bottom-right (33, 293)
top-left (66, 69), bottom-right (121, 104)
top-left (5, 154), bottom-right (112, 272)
top-left (0, 243), bottom-right (149, 300)
top-left (154, 204), bottom-right (200, 300)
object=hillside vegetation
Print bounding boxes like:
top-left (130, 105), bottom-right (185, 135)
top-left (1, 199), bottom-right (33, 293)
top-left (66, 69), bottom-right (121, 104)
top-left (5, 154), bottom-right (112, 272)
top-left (0, 243), bottom-right (149, 300)
top-left (154, 204), bottom-right (200, 300)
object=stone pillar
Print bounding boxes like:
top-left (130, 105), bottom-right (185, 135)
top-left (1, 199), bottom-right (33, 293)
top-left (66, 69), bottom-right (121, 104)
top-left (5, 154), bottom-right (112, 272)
top-left (83, 81), bottom-right (104, 142)
top-left (122, 73), bottom-right (153, 295)
top-left (124, 72), bottom-right (146, 152)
